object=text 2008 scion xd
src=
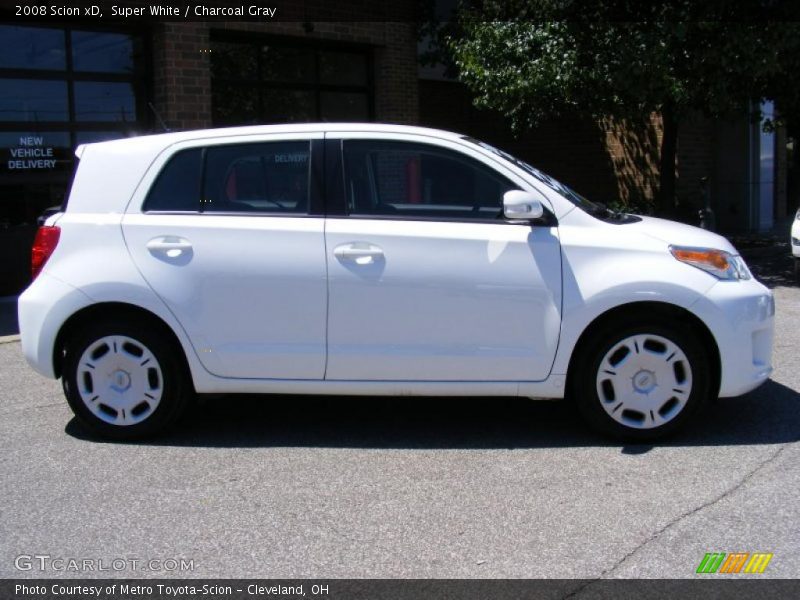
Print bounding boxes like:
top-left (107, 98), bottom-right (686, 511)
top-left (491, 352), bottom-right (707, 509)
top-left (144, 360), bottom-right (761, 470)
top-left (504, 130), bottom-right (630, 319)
top-left (19, 124), bottom-right (774, 441)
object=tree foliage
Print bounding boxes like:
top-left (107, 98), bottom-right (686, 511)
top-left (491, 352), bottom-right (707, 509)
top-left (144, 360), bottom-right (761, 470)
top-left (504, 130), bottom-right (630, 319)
top-left (440, 1), bottom-right (800, 213)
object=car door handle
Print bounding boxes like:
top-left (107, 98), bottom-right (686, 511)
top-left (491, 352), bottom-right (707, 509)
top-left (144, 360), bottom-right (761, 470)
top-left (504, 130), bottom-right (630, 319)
top-left (146, 237), bottom-right (193, 255)
top-left (333, 243), bottom-right (384, 261)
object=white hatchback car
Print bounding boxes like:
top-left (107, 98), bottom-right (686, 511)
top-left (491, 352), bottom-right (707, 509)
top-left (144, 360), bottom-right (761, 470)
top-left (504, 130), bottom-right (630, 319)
top-left (19, 124), bottom-right (774, 441)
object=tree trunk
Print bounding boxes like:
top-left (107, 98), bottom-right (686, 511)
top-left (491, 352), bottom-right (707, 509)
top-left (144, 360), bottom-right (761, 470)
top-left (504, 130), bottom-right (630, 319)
top-left (658, 104), bottom-right (678, 216)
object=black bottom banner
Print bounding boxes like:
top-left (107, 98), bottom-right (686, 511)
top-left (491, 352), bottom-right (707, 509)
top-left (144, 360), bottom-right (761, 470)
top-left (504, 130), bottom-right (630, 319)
top-left (3, 579), bottom-right (800, 600)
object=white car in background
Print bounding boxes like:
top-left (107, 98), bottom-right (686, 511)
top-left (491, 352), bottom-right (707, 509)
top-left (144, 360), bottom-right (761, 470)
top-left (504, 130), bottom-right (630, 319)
top-left (18, 124), bottom-right (775, 441)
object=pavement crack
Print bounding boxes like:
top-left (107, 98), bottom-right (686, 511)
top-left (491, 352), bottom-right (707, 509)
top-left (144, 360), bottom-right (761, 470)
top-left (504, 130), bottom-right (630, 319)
top-left (562, 443), bottom-right (788, 599)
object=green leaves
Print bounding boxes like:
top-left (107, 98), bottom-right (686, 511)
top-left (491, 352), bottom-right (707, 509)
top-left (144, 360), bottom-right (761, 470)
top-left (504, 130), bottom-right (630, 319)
top-left (445, 7), bottom-right (800, 131)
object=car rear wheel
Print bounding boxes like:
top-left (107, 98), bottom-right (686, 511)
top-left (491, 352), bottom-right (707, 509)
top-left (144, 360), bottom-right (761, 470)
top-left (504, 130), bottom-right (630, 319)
top-left (62, 318), bottom-right (190, 439)
top-left (570, 318), bottom-right (711, 441)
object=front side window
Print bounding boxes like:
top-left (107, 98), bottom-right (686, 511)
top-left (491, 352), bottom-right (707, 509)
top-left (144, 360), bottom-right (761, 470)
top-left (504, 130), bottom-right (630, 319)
top-left (343, 140), bottom-right (516, 220)
top-left (465, 137), bottom-right (599, 213)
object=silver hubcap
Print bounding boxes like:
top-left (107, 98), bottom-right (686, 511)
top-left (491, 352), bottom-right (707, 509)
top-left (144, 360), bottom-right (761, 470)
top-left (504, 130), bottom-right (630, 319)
top-left (595, 333), bottom-right (692, 430)
top-left (76, 335), bottom-right (163, 426)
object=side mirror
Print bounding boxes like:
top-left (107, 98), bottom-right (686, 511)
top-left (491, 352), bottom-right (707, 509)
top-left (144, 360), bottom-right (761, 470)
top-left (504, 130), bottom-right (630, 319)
top-left (503, 190), bottom-right (544, 220)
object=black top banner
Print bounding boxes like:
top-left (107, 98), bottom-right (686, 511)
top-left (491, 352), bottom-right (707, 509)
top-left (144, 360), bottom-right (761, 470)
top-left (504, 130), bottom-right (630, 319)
top-left (0, 0), bottom-right (419, 23)
top-left (1, 0), bottom-right (799, 23)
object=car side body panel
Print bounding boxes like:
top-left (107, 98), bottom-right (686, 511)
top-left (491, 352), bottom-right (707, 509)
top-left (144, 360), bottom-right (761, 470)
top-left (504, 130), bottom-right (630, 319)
top-left (548, 207), bottom-right (718, 377)
top-left (325, 217), bottom-right (562, 381)
top-left (18, 211), bottom-right (213, 383)
top-left (19, 271), bottom-right (91, 379)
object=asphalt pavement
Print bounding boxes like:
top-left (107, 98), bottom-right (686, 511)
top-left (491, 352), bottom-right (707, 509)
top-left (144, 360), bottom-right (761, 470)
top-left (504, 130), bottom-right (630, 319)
top-left (0, 253), bottom-right (798, 581)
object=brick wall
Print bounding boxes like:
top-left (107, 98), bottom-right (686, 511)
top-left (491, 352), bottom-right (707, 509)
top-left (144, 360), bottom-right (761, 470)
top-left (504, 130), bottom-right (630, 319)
top-left (152, 23), bottom-right (211, 130)
top-left (372, 22), bottom-right (419, 124)
top-left (151, 21), bottom-right (419, 131)
top-left (601, 115), bottom-right (661, 210)
top-left (607, 111), bottom-right (717, 217)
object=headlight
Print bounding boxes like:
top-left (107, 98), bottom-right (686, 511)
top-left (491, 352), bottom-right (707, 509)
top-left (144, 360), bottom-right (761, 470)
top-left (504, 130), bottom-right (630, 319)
top-left (669, 245), bottom-right (751, 281)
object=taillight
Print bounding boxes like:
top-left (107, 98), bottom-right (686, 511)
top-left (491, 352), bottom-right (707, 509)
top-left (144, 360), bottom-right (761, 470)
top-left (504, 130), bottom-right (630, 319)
top-left (31, 225), bottom-right (60, 280)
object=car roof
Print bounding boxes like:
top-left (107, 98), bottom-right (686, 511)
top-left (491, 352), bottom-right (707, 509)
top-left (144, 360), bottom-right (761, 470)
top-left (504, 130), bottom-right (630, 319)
top-left (75, 123), bottom-right (467, 158)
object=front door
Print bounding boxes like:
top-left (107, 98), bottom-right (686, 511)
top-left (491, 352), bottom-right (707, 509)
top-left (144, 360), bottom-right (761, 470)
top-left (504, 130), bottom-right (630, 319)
top-left (324, 135), bottom-right (562, 381)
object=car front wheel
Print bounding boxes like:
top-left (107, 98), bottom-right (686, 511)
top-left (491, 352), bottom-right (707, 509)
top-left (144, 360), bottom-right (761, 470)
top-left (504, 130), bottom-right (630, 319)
top-left (62, 318), bottom-right (190, 439)
top-left (571, 318), bottom-right (711, 441)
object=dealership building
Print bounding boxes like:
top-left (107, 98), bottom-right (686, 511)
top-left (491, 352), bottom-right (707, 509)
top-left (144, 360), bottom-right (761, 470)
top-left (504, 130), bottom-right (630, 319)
top-left (0, 12), bottom-right (792, 294)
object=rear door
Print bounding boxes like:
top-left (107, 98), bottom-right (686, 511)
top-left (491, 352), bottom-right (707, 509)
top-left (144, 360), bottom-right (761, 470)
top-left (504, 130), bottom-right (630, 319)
top-left (324, 132), bottom-right (563, 381)
top-left (123, 133), bottom-right (327, 379)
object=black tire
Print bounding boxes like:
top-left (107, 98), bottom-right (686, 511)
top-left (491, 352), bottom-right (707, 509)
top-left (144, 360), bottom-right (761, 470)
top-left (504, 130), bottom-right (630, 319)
top-left (569, 317), bottom-right (711, 442)
top-left (794, 258), bottom-right (800, 284)
top-left (62, 316), bottom-right (191, 440)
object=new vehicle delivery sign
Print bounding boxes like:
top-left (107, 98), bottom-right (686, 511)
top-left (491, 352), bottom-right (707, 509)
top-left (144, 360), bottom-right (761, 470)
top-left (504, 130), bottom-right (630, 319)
top-left (7, 136), bottom-right (57, 170)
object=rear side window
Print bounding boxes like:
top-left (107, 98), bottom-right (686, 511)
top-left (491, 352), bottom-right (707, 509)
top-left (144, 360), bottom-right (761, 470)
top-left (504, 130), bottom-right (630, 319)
top-left (203, 141), bottom-right (310, 213)
top-left (143, 149), bottom-right (202, 212)
top-left (142, 141), bottom-right (311, 214)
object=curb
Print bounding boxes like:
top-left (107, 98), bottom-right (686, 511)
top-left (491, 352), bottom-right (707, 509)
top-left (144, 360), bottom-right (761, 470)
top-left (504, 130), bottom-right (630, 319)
top-left (0, 335), bottom-right (20, 344)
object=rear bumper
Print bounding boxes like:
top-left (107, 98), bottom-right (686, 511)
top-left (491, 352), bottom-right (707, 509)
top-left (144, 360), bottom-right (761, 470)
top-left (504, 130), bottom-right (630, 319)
top-left (18, 272), bottom-right (92, 379)
top-left (690, 278), bottom-right (774, 397)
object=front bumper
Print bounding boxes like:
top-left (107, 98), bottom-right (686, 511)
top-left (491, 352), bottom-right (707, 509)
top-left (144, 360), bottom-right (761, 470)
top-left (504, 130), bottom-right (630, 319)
top-left (690, 277), bottom-right (774, 397)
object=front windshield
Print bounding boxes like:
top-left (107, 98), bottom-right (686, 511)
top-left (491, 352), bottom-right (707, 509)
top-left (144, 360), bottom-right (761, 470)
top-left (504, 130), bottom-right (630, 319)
top-left (463, 137), bottom-right (600, 213)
